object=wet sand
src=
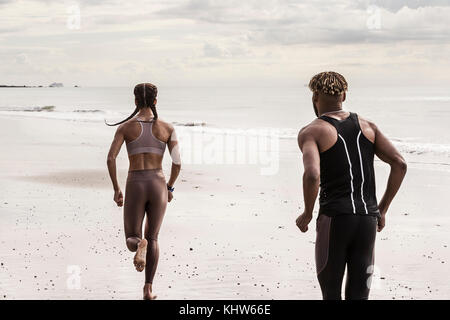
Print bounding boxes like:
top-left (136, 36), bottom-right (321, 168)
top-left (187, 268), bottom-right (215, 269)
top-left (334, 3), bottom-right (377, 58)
top-left (0, 115), bottom-right (449, 299)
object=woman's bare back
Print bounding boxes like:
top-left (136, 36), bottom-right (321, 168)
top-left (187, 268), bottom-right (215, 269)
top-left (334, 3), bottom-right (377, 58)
top-left (120, 117), bottom-right (174, 171)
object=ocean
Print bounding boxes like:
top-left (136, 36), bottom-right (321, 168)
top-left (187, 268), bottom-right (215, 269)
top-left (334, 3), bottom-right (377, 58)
top-left (1, 86), bottom-right (450, 162)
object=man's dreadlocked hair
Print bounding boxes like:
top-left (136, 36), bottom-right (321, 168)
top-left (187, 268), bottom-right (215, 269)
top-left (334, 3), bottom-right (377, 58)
top-left (308, 71), bottom-right (348, 96)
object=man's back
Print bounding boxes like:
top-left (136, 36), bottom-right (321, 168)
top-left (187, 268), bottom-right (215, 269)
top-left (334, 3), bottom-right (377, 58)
top-left (302, 112), bottom-right (380, 217)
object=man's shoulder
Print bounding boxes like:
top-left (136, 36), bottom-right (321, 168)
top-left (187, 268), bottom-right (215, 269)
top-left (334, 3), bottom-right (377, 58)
top-left (354, 113), bottom-right (378, 131)
top-left (297, 119), bottom-right (328, 147)
top-left (299, 118), bottom-right (328, 137)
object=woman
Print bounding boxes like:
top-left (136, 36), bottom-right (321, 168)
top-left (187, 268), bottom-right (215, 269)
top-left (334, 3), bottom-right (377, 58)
top-left (106, 83), bottom-right (181, 300)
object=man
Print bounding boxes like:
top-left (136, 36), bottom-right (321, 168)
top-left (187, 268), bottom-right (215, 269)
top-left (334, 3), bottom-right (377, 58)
top-left (296, 71), bottom-right (407, 300)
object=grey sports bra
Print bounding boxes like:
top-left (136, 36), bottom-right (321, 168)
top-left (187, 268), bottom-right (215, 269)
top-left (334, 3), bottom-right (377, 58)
top-left (126, 119), bottom-right (166, 156)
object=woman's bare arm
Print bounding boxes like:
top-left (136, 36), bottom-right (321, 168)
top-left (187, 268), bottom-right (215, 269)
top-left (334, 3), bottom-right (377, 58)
top-left (167, 126), bottom-right (181, 188)
top-left (107, 125), bottom-right (125, 206)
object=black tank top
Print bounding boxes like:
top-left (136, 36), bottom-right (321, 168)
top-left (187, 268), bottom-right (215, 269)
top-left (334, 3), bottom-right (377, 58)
top-left (318, 112), bottom-right (380, 217)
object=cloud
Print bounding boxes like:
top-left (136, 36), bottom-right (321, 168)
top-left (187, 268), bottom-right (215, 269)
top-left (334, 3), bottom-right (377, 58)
top-left (0, 26), bottom-right (25, 34)
top-left (1, 0), bottom-right (450, 86)
top-left (203, 42), bottom-right (223, 57)
top-left (14, 53), bottom-right (30, 65)
top-left (357, 0), bottom-right (450, 12)
top-left (202, 41), bottom-right (251, 59)
top-left (157, 0), bottom-right (308, 25)
top-left (157, 0), bottom-right (450, 46)
top-left (249, 7), bottom-right (450, 45)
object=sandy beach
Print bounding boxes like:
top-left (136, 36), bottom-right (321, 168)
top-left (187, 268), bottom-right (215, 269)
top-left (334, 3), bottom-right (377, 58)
top-left (0, 114), bottom-right (449, 300)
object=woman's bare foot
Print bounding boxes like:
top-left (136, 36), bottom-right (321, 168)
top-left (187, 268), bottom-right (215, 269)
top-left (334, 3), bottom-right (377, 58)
top-left (133, 239), bottom-right (147, 272)
top-left (143, 283), bottom-right (157, 300)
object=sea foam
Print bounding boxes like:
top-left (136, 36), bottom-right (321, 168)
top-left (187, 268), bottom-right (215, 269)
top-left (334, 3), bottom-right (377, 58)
top-left (1, 107), bottom-right (449, 158)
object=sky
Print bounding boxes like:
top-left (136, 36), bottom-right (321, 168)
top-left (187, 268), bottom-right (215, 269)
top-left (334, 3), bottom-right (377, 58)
top-left (1, 0), bottom-right (450, 87)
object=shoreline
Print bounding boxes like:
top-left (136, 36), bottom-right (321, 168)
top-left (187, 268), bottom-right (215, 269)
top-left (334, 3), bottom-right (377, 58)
top-left (0, 85), bottom-right (78, 88)
top-left (0, 85), bottom-right (44, 88)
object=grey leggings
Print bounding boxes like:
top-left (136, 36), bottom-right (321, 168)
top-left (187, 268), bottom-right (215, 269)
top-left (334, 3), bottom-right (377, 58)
top-left (124, 169), bottom-right (168, 284)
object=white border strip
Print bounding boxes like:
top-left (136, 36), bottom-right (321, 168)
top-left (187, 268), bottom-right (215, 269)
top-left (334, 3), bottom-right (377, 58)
top-left (338, 134), bottom-right (356, 214)
top-left (357, 131), bottom-right (369, 214)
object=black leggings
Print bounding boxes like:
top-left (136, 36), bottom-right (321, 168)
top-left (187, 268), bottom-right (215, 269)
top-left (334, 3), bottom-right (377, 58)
top-left (315, 214), bottom-right (377, 300)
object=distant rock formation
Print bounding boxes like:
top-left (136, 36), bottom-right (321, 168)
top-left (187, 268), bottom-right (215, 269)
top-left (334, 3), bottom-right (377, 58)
top-left (0, 85), bottom-right (35, 88)
top-left (49, 82), bottom-right (64, 87)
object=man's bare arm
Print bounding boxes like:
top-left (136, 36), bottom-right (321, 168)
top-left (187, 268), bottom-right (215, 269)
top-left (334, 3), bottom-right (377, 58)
top-left (296, 126), bottom-right (320, 232)
top-left (373, 123), bottom-right (407, 230)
